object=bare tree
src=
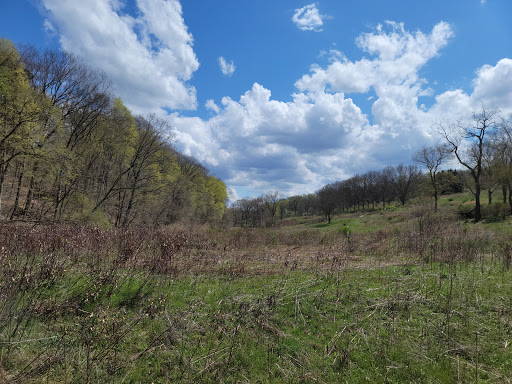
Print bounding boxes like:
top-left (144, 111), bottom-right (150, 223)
top-left (316, 184), bottom-right (338, 223)
top-left (490, 114), bottom-right (512, 212)
top-left (263, 191), bottom-right (280, 226)
top-left (413, 144), bottom-right (451, 211)
top-left (438, 107), bottom-right (500, 222)
top-left (388, 164), bottom-right (421, 206)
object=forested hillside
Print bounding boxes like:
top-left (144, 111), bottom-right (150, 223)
top-left (0, 39), bottom-right (227, 226)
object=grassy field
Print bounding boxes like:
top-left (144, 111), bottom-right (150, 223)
top-left (1, 196), bottom-right (512, 383)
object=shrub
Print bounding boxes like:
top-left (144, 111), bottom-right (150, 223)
top-left (482, 202), bottom-right (509, 222)
top-left (458, 202), bottom-right (474, 219)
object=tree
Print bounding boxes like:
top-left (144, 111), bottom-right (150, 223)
top-left (316, 184), bottom-right (338, 223)
top-left (439, 108), bottom-right (500, 222)
top-left (263, 191), bottom-right (280, 226)
top-left (0, 43), bottom-right (228, 226)
top-left (413, 144), bottom-right (451, 211)
top-left (388, 164), bottom-right (421, 206)
top-left (481, 140), bottom-right (501, 205)
top-left (0, 39), bottom-right (43, 217)
top-left (302, 194), bottom-right (316, 216)
top-left (437, 170), bottom-right (464, 195)
top-left (287, 195), bottom-right (302, 216)
top-left (490, 114), bottom-right (512, 212)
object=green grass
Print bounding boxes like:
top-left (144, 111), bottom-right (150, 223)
top-left (2, 192), bottom-right (512, 383)
top-left (2, 258), bottom-right (512, 383)
top-left (310, 211), bottom-right (397, 234)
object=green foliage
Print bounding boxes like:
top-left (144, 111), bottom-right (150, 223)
top-left (438, 169), bottom-right (465, 195)
top-left (482, 202), bottom-right (509, 222)
top-left (0, 41), bottom-right (227, 225)
top-left (68, 193), bottom-right (112, 228)
top-left (338, 224), bottom-right (350, 236)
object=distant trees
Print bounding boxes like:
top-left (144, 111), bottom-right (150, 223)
top-left (229, 163), bottom-right (427, 227)
top-left (0, 41), bottom-right (227, 226)
top-left (230, 192), bottom-right (280, 227)
top-left (264, 191), bottom-right (280, 225)
top-left (230, 107), bottom-right (512, 227)
top-left (437, 170), bottom-right (464, 195)
top-left (387, 164), bottom-right (421, 206)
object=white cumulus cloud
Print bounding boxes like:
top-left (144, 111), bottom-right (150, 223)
top-left (218, 56), bottom-right (236, 76)
top-left (205, 99), bottom-right (220, 114)
top-left (292, 3), bottom-right (324, 32)
top-left (171, 21), bottom-right (512, 197)
top-left (41, 0), bottom-right (199, 114)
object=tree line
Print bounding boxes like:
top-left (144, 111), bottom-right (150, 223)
top-left (227, 168), bottom-right (464, 227)
top-left (229, 108), bottom-right (512, 226)
top-left (0, 38), bottom-right (227, 226)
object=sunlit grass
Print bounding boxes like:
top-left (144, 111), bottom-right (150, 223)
top-left (2, 191), bottom-right (512, 382)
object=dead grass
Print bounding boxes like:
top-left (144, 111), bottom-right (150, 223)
top-left (1, 205), bottom-right (512, 382)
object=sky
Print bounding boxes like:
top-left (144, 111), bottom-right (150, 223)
top-left (1, 0), bottom-right (512, 200)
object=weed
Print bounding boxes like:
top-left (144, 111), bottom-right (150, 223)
top-left (1, 209), bottom-right (511, 382)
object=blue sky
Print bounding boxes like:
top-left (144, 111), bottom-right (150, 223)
top-left (1, 0), bottom-right (512, 199)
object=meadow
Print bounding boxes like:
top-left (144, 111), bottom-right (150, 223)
top-left (1, 195), bottom-right (512, 383)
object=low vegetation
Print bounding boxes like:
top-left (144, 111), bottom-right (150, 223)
top-left (1, 194), bottom-right (512, 383)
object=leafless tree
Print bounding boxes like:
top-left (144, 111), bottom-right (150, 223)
top-left (438, 107), bottom-right (500, 222)
top-left (316, 184), bottom-right (338, 223)
top-left (263, 191), bottom-right (280, 226)
top-left (413, 144), bottom-right (451, 211)
top-left (388, 164), bottom-right (421, 206)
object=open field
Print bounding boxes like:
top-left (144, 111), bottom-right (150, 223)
top-left (1, 197), bottom-right (512, 383)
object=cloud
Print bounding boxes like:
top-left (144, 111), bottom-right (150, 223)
top-left (218, 56), bottom-right (235, 76)
top-left (205, 99), bottom-right (220, 114)
top-left (471, 58), bottom-right (512, 107)
top-left (292, 3), bottom-right (324, 32)
top-left (41, 0), bottom-right (199, 114)
top-left (171, 82), bottom-right (370, 195)
top-left (43, 19), bottom-right (56, 35)
top-left (170, 21), bottom-right (512, 197)
top-left (39, 6), bottom-right (512, 197)
top-left (295, 21), bottom-right (453, 93)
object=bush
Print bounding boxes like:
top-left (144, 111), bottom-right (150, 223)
top-left (458, 202), bottom-right (474, 219)
top-left (482, 202), bottom-right (509, 222)
top-left (338, 225), bottom-right (350, 236)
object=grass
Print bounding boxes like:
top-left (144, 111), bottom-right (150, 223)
top-left (1, 195), bottom-right (512, 382)
top-left (2, 259), bottom-right (512, 382)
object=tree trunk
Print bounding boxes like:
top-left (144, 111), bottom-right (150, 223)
top-left (0, 171), bottom-right (4, 220)
top-left (434, 190), bottom-right (438, 213)
top-left (23, 161), bottom-right (38, 217)
top-left (503, 185), bottom-right (507, 204)
top-left (509, 184), bottom-right (512, 214)
top-left (488, 189), bottom-right (492, 205)
top-left (121, 187), bottom-right (136, 227)
top-left (474, 182), bottom-right (482, 222)
top-left (10, 166), bottom-right (24, 220)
